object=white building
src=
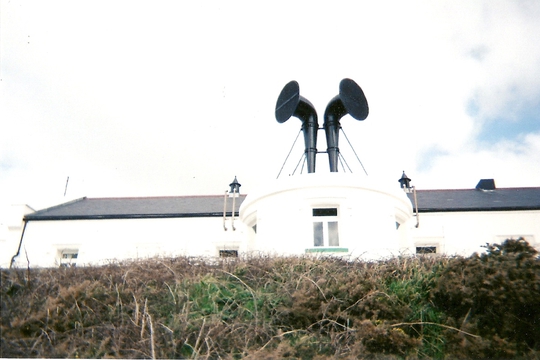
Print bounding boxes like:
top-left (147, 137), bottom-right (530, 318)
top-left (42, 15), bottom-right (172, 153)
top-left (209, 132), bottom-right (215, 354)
top-left (408, 178), bottom-right (540, 256)
top-left (9, 191), bottom-right (247, 268)
top-left (5, 173), bottom-right (540, 268)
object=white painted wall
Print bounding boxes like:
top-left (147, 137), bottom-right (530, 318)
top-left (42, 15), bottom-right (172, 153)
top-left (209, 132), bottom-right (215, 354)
top-left (240, 173), bottom-right (415, 260)
top-left (12, 216), bottom-right (246, 268)
top-left (410, 210), bottom-right (540, 256)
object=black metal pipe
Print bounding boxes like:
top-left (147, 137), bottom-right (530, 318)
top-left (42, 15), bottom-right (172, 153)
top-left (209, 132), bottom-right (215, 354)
top-left (276, 81), bottom-right (319, 173)
top-left (324, 95), bottom-right (345, 172)
top-left (323, 79), bottom-right (369, 172)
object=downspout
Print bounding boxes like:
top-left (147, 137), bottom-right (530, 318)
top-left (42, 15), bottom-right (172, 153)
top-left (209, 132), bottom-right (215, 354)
top-left (223, 191), bottom-right (228, 231)
top-left (231, 188), bottom-right (236, 231)
top-left (10, 218), bottom-right (28, 269)
top-left (413, 186), bottom-right (419, 228)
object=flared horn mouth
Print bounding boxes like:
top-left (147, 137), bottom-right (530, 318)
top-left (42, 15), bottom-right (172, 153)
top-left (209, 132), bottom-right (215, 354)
top-left (339, 78), bottom-right (369, 121)
top-left (323, 78), bottom-right (369, 172)
top-left (275, 80), bottom-right (319, 173)
top-left (275, 81), bottom-right (300, 123)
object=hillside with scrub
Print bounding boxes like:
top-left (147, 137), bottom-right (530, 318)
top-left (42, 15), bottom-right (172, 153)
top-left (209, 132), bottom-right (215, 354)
top-left (1, 239), bottom-right (539, 359)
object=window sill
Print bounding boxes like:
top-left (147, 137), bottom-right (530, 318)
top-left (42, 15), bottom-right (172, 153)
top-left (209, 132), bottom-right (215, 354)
top-left (305, 248), bottom-right (349, 253)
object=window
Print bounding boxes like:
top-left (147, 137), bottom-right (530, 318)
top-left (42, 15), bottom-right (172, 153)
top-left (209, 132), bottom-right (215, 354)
top-left (219, 250), bottom-right (238, 258)
top-left (59, 249), bottom-right (78, 267)
top-left (416, 246), bottom-right (437, 255)
top-left (313, 208), bottom-right (338, 217)
top-left (312, 207), bottom-right (339, 247)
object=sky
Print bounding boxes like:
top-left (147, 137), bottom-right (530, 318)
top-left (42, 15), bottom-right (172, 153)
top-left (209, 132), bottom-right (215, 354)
top-left (1, 0), bottom-right (540, 211)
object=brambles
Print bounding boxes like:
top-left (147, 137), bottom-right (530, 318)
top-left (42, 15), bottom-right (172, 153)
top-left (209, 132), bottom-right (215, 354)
top-left (1, 240), bottom-right (539, 358)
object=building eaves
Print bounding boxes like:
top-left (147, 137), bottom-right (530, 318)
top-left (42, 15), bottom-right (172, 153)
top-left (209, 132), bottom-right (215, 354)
top-left (24, 195), bottom-right (246, 221)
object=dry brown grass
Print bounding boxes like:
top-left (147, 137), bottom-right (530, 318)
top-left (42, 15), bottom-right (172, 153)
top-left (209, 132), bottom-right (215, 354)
top-left (1, 240), bottom-right (539, 359)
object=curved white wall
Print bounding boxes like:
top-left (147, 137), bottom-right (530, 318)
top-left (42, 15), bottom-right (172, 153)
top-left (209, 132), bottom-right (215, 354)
top-left (240, 173), bottom-right (414, 259)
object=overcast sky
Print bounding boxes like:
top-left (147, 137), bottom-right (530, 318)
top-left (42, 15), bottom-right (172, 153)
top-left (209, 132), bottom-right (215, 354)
top-left (2, 0), bottom-right (540, 210)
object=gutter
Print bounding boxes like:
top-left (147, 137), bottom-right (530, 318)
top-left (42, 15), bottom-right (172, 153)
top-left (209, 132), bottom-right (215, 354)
top-left (22, 211), bottom-right (241, 221)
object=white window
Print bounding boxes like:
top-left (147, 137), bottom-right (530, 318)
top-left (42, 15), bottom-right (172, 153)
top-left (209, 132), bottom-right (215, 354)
top-left (312, 208), bottom-right (339, 247)
top-left (219, 250), bottom-right (238, 258)
top-left (59, 249), bottom-right (79, 267)
top-left (414, 237), bottom-right (444, 256)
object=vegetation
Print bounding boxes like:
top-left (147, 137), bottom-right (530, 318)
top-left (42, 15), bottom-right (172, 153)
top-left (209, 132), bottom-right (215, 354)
top-left (1, 239), bottom-right (539, 359)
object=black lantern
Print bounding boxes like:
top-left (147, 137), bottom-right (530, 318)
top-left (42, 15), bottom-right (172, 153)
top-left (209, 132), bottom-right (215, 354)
top-left (229, 176), bottom-right (241, 196)
top-left (398, 171), bottom-right (412, 190)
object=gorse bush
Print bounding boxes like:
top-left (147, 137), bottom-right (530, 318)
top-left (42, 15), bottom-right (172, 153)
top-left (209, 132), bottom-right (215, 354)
top-left (431, 238), bottom-right (540, 359)
top-left (1, 239), bottom-right (539, 359)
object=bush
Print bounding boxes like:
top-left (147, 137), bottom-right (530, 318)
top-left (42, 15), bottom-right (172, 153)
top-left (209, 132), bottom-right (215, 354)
top-left (2, 242), bottom-right (539, 359)
top-left (431, 238), bottom-right (540, 358)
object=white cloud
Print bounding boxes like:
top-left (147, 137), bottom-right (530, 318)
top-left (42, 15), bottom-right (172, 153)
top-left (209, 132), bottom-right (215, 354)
top-left (1, 0), bottom-right (540, 210)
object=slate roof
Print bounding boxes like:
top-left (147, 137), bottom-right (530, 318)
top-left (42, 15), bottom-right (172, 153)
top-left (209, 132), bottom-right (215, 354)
top-left (24, 186), bottom-right (540, 221)
top-left (407, 187), bottom-right (540, 212)
top-left (25, 195), bottom-right (246, 221)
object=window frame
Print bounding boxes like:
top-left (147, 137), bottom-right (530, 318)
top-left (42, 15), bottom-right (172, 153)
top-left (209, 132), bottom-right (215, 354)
top-left (312, 207), bottom-right (340, 248)
top-left (219, 249), bottom-right (239, 258)
top-left (416, 246), bottom-right (437, 255)
top-left (59, 249), bottom-right (79, 267)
